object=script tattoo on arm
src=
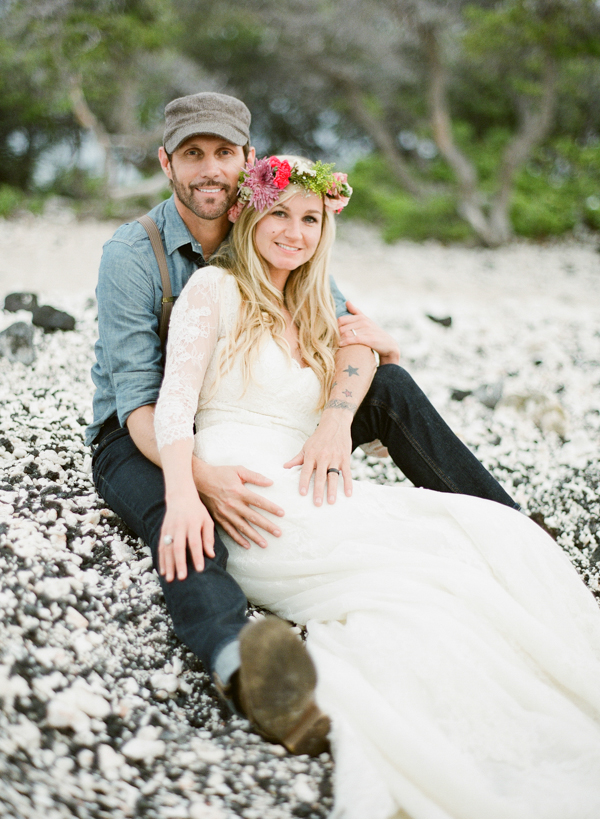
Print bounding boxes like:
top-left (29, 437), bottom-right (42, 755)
top-left (324, 398), bottom-right (358, 412)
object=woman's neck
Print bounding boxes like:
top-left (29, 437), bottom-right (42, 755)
top-left (268, 267), bottom-right (291, 293)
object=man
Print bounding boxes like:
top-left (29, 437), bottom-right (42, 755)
top-left (88, 92), bottom-right (517, 755)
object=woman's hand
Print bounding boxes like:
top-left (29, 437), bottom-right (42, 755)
top-left (159, 485), bottom-right (215, 583)
top-left (338, 301), bottom-right (401, 366)
top-left (284, 412), bottom-right (353, 504)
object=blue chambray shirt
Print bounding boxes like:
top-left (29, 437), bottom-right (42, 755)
top-left (86, 195), bottom-right (348, 445)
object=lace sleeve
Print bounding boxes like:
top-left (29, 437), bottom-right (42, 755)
top-left (154, 267), bottom-right (224, 450)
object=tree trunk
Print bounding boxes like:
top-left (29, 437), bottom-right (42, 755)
top-left (420, 24), bottom-right (500, 245)
top-left (67, 76), bottom-right (115, 190)
top-left (318, 62), bottom-right (429, 198)
top-left (488, 56), bottom-right (558, 244)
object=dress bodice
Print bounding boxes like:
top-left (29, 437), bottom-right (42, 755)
top-left (154, 266), bottom-right (322, 454)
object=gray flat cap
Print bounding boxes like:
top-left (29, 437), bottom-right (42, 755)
top-left (163, 92), bottom-right (251, 153)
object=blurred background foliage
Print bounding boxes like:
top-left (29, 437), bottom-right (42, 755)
top-left (0, 0), bottom-right (599, 245)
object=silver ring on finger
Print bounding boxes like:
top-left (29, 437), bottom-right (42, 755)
top-left (163, 535), bottom-right (174, 545)
top-left (327, 467), bottom-right (340, 475)
top-left (351, 329), bottom-right (357, 336)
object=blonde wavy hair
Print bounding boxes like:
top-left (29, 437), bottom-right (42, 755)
top-left (212, 158), bottom-right (339, 408)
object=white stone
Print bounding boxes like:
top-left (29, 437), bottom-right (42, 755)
top-left (292, 773), bottom-right (318, 803)
top-left (77, 748), bottom-right (94, 768)
top-left (9, 717), bottom-right (41, 751)
top-left (32, 671), bottom-right (67, 700)
top-left (189, 802), bottom-right (226, 819)
top-left (121, 736), bottom-right (166, 762)
top-left (38, 576), bottom-right (71, 600)
top-left (71, 682), bottom-right (111, 718)
top-left (47, 680), bottom-right (110, 732)
top-left (65, 606), bottom-right (89, 629)
top-left (73, 635), bottom-right (93, 657)
top-left (47, 699), bottom-right (91, 733)
top-left (97, 743), bottom-right (125, 780)
top-left (150, 672), bottom-right (179, 694)
top-left (35, 646), bottom-right (71, 669)
top-left (122, 725), bottom-right (165, 762)
top-left (111, 539), bottom-right (134, 562)
top-left (206, 770), bottom-right (231, 795)
top-left (190, 738), bottom-right (225, 764)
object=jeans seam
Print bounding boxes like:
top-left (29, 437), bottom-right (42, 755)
top-left (363, 398), bottom-right (463, 494)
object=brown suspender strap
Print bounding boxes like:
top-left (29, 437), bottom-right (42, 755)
top-left (137, 214), bottom-right (174, 349)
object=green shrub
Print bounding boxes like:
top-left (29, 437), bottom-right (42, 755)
top-left (345, 155), bottom-right (473, 243)
top-left (347, 133), bottom-right (600, 243)
top-left (0, 185), bottom-right (24, 218)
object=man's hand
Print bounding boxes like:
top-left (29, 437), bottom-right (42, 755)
top-left (193, 461), bottom-right (284, 550)
top-left (159, 485), bottom-right (214, 582)
top-left (338, 301), bottom-right (400, 365)
top-left (284, 411), bottom-right (353, 505)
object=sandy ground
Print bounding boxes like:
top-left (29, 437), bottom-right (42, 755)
top-left (1, 212), bottom-right (598, 314)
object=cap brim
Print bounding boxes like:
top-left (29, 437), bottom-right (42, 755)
top-left (165, 120), bottom-right (248, 153)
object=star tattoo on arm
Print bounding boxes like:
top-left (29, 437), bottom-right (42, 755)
top-left (342, 389), bottom-right (353, 398)
top-left (343, 365), bottom-right (359, 377)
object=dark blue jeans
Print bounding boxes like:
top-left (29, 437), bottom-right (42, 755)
top-left (92, 364), bottom-right (517, 675)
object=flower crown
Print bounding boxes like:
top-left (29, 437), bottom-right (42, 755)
top-left (227, 156), bottom-right (352, 223)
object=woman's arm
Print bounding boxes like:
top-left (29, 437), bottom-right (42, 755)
top-left (284, 343), bottom-right (376, 505)
top-left (154, 269), bottom-right (222, 582)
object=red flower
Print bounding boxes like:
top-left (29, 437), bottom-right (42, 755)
top-left (273, 160), bottom-right (292, 190)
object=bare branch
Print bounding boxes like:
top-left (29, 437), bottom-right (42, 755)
top-left (490, 55), bottom-right (558, 238)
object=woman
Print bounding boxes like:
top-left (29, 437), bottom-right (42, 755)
top-left (154, 157), bottom-right (600, 819)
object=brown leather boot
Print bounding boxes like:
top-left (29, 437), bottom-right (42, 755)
top-left (234, 616), bottom-right (331, 756)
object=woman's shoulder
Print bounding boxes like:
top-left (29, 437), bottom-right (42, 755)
top-left (183, 265), bottom-right (239, 304)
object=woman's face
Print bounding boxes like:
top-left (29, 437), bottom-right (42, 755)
top-left (254, 192), bottom-right (323, 287)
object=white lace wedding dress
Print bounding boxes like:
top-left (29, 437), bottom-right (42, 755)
top-left (154, 268), bottom-right (600, 819)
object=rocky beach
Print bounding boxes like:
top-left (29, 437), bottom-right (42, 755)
top-left (1, 211), bottom-right (599, 819)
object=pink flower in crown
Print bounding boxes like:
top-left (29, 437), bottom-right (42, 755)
top-left (227, 200), bottom-right (246, 223)
top-left (325, 171), bottom-right (352, 213)
top-left (244, 157), bottom-right (280, 211)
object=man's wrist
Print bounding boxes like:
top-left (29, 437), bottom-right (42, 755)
top-left (379, 351), bottom-right (401, 366)
top-left (192, 455), bottom-right (212, 489)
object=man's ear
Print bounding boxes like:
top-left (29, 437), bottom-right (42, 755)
top-left (246, 146), bottom-right (256, 166)
top-left (158, 146), bottom-right (173, 181)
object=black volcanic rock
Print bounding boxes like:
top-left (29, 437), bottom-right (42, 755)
top-left (426, 314), bottom-right (452, 327)
top-left (0, 321), bottom-right (35, 364)
top-left (4, 292), bottom-right (39, 313)
top-left (32, 305), bottom-right (76, 332)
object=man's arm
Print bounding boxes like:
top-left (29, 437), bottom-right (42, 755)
top-left (338, 301), bottom-right (401, 365)
top-left (284, 343), bottom-right (376, 505)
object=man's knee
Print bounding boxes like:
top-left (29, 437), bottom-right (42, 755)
top-left (368, 363), bottom-right (420, 404)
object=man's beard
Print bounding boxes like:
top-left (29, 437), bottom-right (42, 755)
top-left (170, 166), bottom-right (237, 220)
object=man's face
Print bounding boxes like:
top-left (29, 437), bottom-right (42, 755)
top-left (160, 135), bottom-right (248, 221)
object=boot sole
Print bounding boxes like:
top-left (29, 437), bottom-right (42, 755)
top-left (238, 616), bottom-right (330, 755)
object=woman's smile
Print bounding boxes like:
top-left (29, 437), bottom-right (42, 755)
top-left (254, 192), bottom-right (324, 285)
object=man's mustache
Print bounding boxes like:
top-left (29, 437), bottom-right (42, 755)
top-left (191, 180), bottom-right (231, 193)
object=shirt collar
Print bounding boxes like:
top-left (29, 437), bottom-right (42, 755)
top-left (162, 195), bottom-right (232, 260)
top-left (162, 195), bottom-right (205, 258)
